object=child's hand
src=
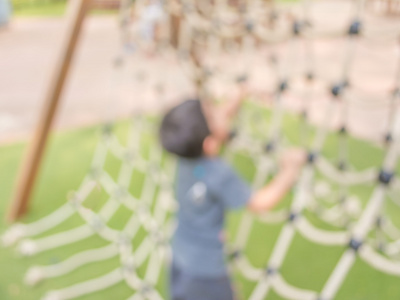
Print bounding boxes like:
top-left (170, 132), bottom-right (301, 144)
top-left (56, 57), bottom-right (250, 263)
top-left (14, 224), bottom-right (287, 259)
top-left (279, 148), bottom-right (307, 173)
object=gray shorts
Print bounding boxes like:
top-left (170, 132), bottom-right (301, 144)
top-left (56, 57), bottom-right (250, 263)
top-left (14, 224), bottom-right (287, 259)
top-left (170, 261), bottom-right (234, 300)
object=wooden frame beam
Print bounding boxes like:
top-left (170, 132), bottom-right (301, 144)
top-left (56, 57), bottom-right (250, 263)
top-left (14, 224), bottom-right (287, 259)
top-left (7, 0), bottom-right (92, 222)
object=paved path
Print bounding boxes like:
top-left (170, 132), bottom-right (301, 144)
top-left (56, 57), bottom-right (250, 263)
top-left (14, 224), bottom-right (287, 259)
top-left (1, 1), bottom-right (400, 145)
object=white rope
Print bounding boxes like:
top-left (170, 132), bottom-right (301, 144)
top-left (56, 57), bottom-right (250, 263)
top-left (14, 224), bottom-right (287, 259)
top-left (316, 157), bottom-right (377, 186)
top-left (272, 273), bottom-right (318, 300)
top-left (296, 218), bottom-right (349, 246)
top-left (360, 244), bottom-right (400, 276)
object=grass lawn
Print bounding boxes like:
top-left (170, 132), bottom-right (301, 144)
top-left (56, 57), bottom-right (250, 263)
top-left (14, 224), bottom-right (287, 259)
top-left (1, 103), bottom-right (400, 300)
top-left (10, 0), bottom-right (117, 17)
top-left (8, 0), bottom-right (299, 17)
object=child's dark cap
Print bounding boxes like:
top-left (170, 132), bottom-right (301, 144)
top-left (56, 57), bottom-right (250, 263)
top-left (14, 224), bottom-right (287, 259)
top-left (160, 99), bottom-right (210, 158)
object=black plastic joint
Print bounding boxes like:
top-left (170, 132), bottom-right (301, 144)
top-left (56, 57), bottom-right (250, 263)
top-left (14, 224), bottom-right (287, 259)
top-left (266, 266), bottom-right (278, 276)
top-left (301, 110), bottom-right (308, 120)
top-left (229, 249), bottom-right (242, 260)
top-left (376, 216), bottom-right (383, 228)
top-left (385, 133), bottom-right (393, 144)
top-left (307, 152), bottom-right (318, 164)
top-left (348, 20), bottom-right (362, 36)
top-left (265, 141), bottom-right (275, 153)
top-left (306, 72), bottom-right (314, 81)
top-left (236, 74), bottom-right (248, 83)
top-left (229, 129), bottom-right (237, 141)
top-left (378, 170), bottom-right (394, 185)
top-left (339, 126), bottom-right (347, 134)
top-left (140, 284), bottom-right (153, 296)
top-left (337, 160), bottom-right (347, 171)
top-left (288, 212), bottom-right (298, 223)
top-left (349, 238), bottom-right (363, 252)
top-left (293, 20), bottom-right (302, 36)
top-left (102, 123), bottom-right (113, 136)
top-left (279, 80), bottom-right (289, 92)
top-left (331, 84), bottom-right (344, 97)
top-left (245, 20), bottom-right (254, 32)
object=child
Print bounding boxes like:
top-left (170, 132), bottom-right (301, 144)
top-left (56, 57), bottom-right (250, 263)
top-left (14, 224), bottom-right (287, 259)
top-left (159, 90), bottom-right (305, 300)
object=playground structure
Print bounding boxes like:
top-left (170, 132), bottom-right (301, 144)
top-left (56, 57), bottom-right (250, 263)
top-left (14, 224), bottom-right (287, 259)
top-left (2, 0), bottom-right (400, 299)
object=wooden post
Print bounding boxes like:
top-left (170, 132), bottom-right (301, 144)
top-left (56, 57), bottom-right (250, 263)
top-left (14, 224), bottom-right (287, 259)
top-left (7, 0), bottom-right (92, 222)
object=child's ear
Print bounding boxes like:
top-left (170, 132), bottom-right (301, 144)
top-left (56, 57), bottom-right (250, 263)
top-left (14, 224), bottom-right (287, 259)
top-left (203, 136), bottom-right (220, 156)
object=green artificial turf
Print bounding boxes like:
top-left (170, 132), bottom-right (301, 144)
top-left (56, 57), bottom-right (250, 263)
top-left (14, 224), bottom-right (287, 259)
top-left (8, 0), bottom-right (298, 17)
top-left (10, 0), bottom-right (117, 17)
top-left (1, 104), bottom-right (400, 300)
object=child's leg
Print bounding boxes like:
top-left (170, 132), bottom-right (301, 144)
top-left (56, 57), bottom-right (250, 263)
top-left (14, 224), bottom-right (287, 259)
top-left (184, 275), bottom-right (234, 300)
top-left (169, 260), bottom-right (185, 300)
top-left (170, 260), bottom-right (234, 300)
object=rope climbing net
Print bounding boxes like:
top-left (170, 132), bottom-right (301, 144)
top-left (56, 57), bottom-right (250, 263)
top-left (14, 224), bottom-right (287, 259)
top-left (3, 0), bottom-right (400, 299)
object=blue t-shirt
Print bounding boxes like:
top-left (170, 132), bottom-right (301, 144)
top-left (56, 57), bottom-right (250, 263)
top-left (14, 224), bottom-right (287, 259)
top-left (172, 157), bottom-right (252, 277)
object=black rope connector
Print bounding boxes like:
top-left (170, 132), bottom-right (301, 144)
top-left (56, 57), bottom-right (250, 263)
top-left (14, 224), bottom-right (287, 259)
top-left (339, 126), bottom-right (347, 135)
top-left (102, 123), bottom-right (113, 136)
top-left (288, 212), bottom-right (298, 223)
top-left (229, 249), bottom-right (242, 261)
top-left (229, 129), bottom-right (237, 141)
top-left (378, 169), bottom-right (394, 185)
top-left (245, 20), bottom-right (254, 32)
top-left (265, 141), bottom-right (275, 153)
top-left (307, 151), bottom-right (318, 164)
top-left (236, 74), bottom-right (248, 83)
top-left (384, 133), bottom-right (393, 144)
top-left (348, 20), bottom-right (362, 36)
top-left (279, 80), bottom-right (289, 92)
top-left (349, 238), bottom-right (363, 252)
top-left (301, 110), bottom-right (308, 120)
top-left (306, 72), bottom-right (314, 81)
top-left (376, 216), bottom-right (383, 228)
top-left (266, 266), bottom-right (278, 276)
top-left (140, 284), bottom-right (153, 296)
top-left (293, 20), bottom-right (302, 36)
top-left (337, 160), bottom-right (347, 171)
top-left (331, 82), bottom-right (347, 97)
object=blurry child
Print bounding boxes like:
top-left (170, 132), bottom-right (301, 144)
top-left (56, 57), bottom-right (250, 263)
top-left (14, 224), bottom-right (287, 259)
top-left (159, 87), bottom-right (305, 300)
top-left (137, 0), bottom-right (165, 55)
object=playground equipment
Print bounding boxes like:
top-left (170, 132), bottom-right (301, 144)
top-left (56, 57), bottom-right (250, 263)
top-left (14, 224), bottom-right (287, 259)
top-left (3, 0), bottom-right (400, 299)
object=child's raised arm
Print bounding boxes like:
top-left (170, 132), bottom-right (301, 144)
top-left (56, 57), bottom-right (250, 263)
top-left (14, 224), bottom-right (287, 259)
top-left (203, 80), bottom-right (248, 142)
top-left (247, 149), bottom-right (306, 213)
